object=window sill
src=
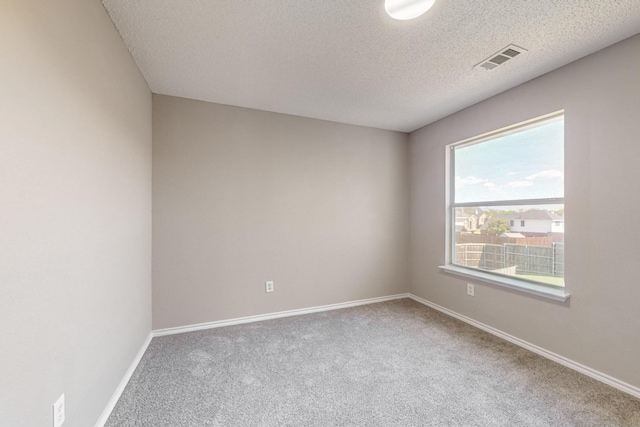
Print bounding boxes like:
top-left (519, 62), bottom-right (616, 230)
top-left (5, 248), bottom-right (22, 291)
top-left (438, 264), bottom-right (570, 302)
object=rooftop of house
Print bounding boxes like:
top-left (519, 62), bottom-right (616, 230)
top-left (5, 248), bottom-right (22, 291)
top-left (502, 211), bottom-right (563, 221)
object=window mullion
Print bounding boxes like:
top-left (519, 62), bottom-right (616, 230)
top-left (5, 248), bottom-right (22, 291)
top-left (453, 197), bottom-right (564, 208)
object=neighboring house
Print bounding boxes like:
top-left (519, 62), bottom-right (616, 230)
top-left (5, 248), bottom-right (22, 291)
top-left (455, 209), bottom-right (487, 232)
top-left (489, 210), bottom-right (564, 237)
top-left (478, 212), bottom-right (489, 228)
top-left (455, 212), bottom-right (475, 232)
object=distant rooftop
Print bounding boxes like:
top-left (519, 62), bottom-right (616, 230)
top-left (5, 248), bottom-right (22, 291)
top-left (495, 211), bottom-right (563, 221)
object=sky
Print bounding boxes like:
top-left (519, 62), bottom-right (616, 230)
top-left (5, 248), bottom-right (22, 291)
top-left (454, 119), bottom-right (564, 204)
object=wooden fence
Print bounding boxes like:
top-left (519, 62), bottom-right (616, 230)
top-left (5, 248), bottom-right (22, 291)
top-left (455, 243), bottom-right (564, 278)
top-left (456, 234), bottom-right (554, 247)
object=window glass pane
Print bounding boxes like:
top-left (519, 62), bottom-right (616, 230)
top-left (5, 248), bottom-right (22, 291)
top-left (453, 204), bottom-right (564, 287)
top-left (454, 118), bottom-right (564, 203)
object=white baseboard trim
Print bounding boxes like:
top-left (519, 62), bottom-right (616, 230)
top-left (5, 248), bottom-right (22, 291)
top-left (95, 332), bottom-right (153, 427)
top-left (153, 293), bottom-right (410, 337)
top-left (408, 293), bottom-right (640, 400)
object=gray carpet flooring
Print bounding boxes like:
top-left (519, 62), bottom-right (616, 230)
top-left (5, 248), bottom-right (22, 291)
top-left (106, 299), bottom-right (640, 426)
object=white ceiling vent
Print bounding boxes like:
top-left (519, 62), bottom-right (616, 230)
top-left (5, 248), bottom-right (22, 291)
top-left (474, 44), bottom-right (527, 71)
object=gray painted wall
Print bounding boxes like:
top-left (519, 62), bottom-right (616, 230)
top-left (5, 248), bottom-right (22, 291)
top-left (0, 1), bottom-right (152, 426)
top-left (152, 95), bottom-right (409, 329)
top-left (409, 34), bottom-right (640, 389)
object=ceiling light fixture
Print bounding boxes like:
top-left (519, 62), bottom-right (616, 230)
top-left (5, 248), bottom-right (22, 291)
top-left (385, 0), bottom-right (435, 20)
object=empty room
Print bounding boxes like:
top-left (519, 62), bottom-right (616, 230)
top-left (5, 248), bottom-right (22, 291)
top-left (3, 0), bottom-right (640, 426)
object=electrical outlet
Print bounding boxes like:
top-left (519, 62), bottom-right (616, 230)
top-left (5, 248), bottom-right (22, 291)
top-left (265, 280), bottom-right (274, 293)
top-left (467, 283), bottom-right (475, 296)
top-left (53, 394), bottom-right (65, 427)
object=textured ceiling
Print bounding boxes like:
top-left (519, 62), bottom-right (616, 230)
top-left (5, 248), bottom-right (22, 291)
top-left (101, 0), bottom-right (640, 132)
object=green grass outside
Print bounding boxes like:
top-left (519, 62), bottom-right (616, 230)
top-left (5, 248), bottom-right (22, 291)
top-left (518, 274), bottom-right (565, 287)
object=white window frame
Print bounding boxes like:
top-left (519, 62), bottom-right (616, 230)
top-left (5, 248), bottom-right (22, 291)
top-left (440, 111), bottom-right (569, 302)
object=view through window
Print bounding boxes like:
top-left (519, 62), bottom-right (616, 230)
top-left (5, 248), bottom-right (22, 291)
top-left (450, 112), bottom-right (564, 288)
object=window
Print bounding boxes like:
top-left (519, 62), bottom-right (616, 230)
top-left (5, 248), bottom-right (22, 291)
top-left (441, 111), bottom-right (568, 301)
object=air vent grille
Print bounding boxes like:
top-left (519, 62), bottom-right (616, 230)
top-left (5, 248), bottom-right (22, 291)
top-left (489, 54), bottom-right (510, 65)
top-left (474, 44), bottom-right (527, 71)
top-left (480, 62), bottom-right (498, 70)
top-left (502, 48), bottom-right (521, 58)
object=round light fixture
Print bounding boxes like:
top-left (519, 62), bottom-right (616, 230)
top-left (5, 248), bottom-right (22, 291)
top-left (385, 0), bottom-right (435, 20)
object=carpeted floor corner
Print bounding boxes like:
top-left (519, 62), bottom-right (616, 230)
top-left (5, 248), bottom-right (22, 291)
top-left (106, 299), bottom-right (640, 426)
